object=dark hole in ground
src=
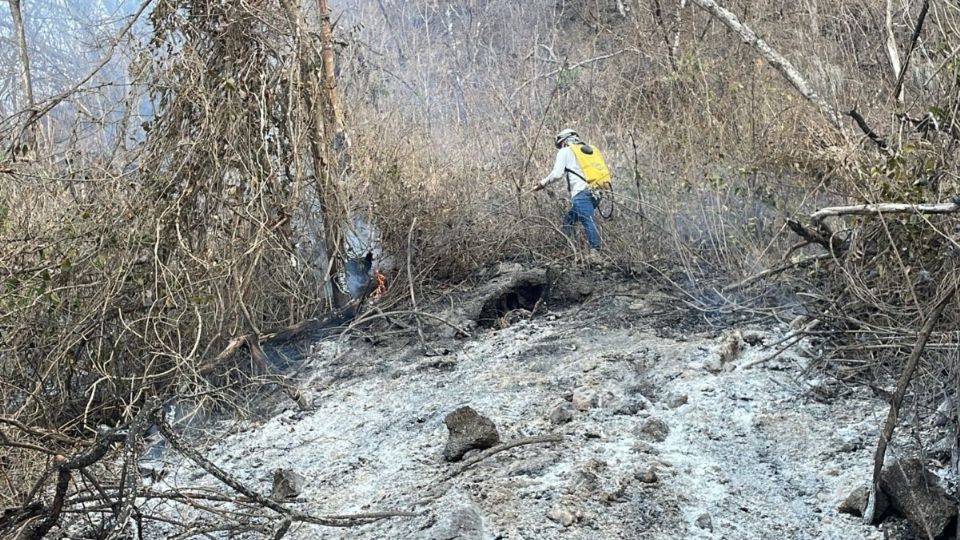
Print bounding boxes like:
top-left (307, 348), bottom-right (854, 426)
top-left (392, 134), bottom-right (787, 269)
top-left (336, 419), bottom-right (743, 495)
top-left (477, 281), bottom-right (546, 328)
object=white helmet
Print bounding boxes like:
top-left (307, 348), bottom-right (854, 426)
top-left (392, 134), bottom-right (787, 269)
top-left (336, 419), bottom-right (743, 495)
top-left (554, 128), bottom-right (578, 149)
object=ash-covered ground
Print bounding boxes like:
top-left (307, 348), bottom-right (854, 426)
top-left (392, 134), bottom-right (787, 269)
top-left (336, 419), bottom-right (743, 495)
top-left (140, 265), bottom-right (934, 539)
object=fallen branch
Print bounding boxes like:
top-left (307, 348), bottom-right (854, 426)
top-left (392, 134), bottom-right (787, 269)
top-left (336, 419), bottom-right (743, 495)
top-left (722, 253), bottom-right (833, 293)
top-left (19, 399), bottom-right (161, 540)
top-left (863, 283), bottom-right (958, 524)
top-left (740, 319), bottom-right (821, 370)
top-left (444, 434), bottom-right (563, 481)
top-left (156, 413), bottom-right (417, 528)
top-left (811, 200), bottom-right (960, 223)
top-left (199, 301), bottom-right (364, 377)
top-left (413, 434), bottom-right (564, 507)
top-left (786, 219), bottom-right (846, 257)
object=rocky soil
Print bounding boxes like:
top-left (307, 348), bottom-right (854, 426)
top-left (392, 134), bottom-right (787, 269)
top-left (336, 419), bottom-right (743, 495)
top-left (141, 265), bottom-right (954, 539)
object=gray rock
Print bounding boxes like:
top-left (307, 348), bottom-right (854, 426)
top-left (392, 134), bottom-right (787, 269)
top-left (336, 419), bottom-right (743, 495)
top-left (636, 466), bottom-right (658, 484)
top-left (270, 468), bottom-right (306, 500)
top-left (631, 441), bottom-right (660, 455)
top-left (546, 504), bottom-right (578, 527)
top-left (611, 396), bottom-right (646, 416)
top-left (572, 387), bottom-right (596, 411)
top-left (664, 393), bottom-right (688, 409)
top-left (637, 417), bottom-right (670, 443)
top-left (546, 268), bottom-right (595, 305)
top-left (879, 459), bottom-right (956, 538)
top-left (569, 458), bottom-right (607, 495)
top-left (443, 406), bottom-right (500, 462)
top-left (837, 485), bottom-right (887, 519)
top-left (549, 404), bottom-right (574, 425)
top-left (695, 512), bottom-right (713, 531)
top-left (425, 506), bottom-right (484, 540)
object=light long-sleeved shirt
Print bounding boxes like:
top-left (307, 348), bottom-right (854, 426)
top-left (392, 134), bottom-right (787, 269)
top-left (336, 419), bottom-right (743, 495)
top-left (539, 146), bottom-right (588, 198)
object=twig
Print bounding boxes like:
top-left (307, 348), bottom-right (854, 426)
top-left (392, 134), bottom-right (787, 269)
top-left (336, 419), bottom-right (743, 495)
top-left (7, 0), bottom-right (155, 149)
top-left (413, 434), bottom-right (564, 507)
top-left (444, 434), bottom-right (563, 481)
top-left (846, 109), bottom-right (889, 151)
top-left (689, 0), bottom-right (843, 130)
top-left (0, 416), bottom-right (76, 445)
top-left (22, 400), bottom-right (162, 539)
top-left (157, 413), bottom-right (417, 527)
top-left (740, 319), bottom-right (821, 370)
top-left (863, 283), bottom-right (957, 525)
top-left (893, 0), bottom-right (930, 102)
top-left (509, 49), bottom-right (637, 99)
top-left (722, 253), bottom-right (832, 293)
top-left (272, 517), bottom-right (292, 540)
top-left (406, 217), bottom-right (432, 354)
top-left (107, 397), bottom-right (160, 539)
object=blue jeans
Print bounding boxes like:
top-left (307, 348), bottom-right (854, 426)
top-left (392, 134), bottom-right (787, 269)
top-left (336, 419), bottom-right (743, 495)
top-left (563, 191), bottom-right (601, 250)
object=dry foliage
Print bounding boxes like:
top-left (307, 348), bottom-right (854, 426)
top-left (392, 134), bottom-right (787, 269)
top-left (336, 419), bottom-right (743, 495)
top-left (2, 0), bottom-right (960, 536)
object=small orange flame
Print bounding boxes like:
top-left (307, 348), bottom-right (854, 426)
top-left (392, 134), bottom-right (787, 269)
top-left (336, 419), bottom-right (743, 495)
top-left (370, 270), bottom-right (387, 298)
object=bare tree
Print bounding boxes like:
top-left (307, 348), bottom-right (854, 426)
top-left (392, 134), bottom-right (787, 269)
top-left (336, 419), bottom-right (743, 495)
top-left (7, 0), bottom-right (35, 152)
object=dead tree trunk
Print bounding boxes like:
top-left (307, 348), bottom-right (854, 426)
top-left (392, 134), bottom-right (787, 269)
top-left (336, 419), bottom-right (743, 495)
top-left (281, 0), bottom-right (351, 308)
top-left (316, 0), bottom-right (346, 148)
top-left (669, 0), bottom-right (688, 71)
top-left (8, 0), bottom-right (36, 153)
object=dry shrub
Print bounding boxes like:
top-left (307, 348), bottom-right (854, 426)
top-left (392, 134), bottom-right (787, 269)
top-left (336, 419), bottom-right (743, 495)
top-left (0, 0), bottom-right (342, 485)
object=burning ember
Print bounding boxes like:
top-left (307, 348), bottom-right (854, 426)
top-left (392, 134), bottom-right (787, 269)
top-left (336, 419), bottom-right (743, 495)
top-left (370, 270), bottom-right (387, 298)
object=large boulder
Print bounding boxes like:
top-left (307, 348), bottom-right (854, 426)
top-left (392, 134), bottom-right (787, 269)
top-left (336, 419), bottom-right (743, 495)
top-left (879, 459), bottom-right (956, 538)
top-left (442, 406), bottom-right (500, 462)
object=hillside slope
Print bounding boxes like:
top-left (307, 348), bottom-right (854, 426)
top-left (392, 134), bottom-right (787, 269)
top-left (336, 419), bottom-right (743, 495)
top-left (145, 269), bottom-right (898, 539)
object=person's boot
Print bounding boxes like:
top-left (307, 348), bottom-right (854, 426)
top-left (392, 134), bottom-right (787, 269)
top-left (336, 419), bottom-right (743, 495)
top-left (586, 250), bottom-right (604, 266)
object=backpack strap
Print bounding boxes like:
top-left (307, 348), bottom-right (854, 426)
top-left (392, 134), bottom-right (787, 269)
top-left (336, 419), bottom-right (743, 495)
top-left (564, 167), bottom-right (587, 193)
top-left (564, 167), bottom-right (587, 182)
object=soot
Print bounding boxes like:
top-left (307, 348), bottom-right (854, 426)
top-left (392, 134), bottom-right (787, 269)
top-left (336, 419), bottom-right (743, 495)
top-left (477, 281), bottom-right (546, 328)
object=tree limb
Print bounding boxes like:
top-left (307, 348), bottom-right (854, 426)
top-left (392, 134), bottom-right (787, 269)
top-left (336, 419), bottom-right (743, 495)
top-left (864, 283), bottom-right (957, 524)
top-left (786, 218), bottom-right (846, 257)
top-left (689, 0), bottom-right (843, 130)
top-left (846, 109), bottom-right (888, 151)
top-left (810, 201), bottom-right (960, 223)
top-left (510, 49), bottom-right (639, 99)
top-left (7, 0), bottom-right (155, 151)
top-left (722, 253), bottom-right (833, 293)
top-left (884, 0), bottom-right (903, 102)
top-left (893, 0), bottom-right (930, 103)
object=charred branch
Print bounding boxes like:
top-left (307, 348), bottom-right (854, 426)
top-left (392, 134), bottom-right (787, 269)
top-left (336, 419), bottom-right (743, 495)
top-left (14, 399), bottom-right (161, 540)
top-left (846, 109), bottom-right (889, 151)
top-left (864, 283), bottom-right (958, 524)
top-left (893, 0), bottom-right (930, 103)
top-left (787, 218), bottom-right (847, 257)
